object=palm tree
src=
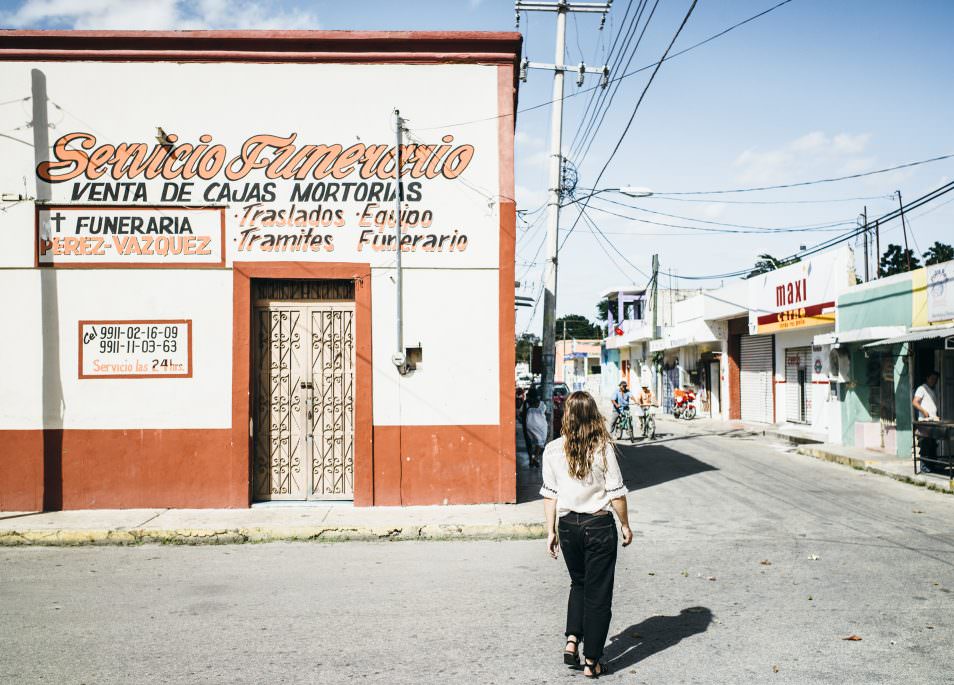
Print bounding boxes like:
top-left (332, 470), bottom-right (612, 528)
top-left (923, 241), bottom-right (954, 266)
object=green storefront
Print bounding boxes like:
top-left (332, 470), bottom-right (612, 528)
top-left (826, 262), bottom-right (954, 460)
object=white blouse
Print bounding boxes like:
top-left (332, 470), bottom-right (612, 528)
top-left (539, 436), bottom-right (628, 517)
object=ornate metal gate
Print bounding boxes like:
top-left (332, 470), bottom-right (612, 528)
top-left (252, 281), bottom-right (355, 501)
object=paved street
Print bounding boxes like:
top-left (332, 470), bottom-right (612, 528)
top-left (2, 424), bottom-right (953, 684)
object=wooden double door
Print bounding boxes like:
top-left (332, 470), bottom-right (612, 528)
top-left (252, 298), bottom-right (355, 501)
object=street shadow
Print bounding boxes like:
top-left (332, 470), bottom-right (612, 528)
top-left (604, 607), bottom-right (713, 671)
top-left (0, 512), bottom-right (44, 521)
top-left (516, 425), bottom-right (543, 504)
top-left (34, 68), bottom-right (65, 511)
top-left (613, 442), bottom-right (718, 493)
top-left (516, 433), bottom-right (719, 504)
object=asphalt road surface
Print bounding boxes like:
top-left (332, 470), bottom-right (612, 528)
top-left (2, 425), bottom-right (953, 684)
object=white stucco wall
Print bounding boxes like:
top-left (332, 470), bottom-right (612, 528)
top-left (0, 269), bottom-right (233, 429)
top-left (0, 59), bottom-right (507, 432)
top-left (773, 326), bottom-right (833, 432)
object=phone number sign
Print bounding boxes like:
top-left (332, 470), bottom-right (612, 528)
top-left (78, 320), bottom-right (192, 379)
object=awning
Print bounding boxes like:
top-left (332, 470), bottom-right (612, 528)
top-left (649, 335), bottom-right (718, 352)
top-left (599, 286), bottom-right (647, 299)
top-left (813, 326), bottom-right (906, 347)
top-left (863, 325), bottom-right (954, 348)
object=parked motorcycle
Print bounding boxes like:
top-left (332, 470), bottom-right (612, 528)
top-left (672, 387), bottom-right (697, 420)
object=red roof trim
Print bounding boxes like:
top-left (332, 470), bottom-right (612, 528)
top-left (0, 30), bottom-right (523, 65)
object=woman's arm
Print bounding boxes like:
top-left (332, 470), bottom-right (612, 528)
top-left (543, 496), bottom-right (559, 558)
top-left (610, 496), bottom-right (633, 547)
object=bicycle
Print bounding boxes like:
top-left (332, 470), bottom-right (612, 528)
top-left (614, 406), bottom-right (635, 442)
top-left (638, 405), bottom-right (656, 440)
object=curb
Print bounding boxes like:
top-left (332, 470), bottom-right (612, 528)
top-left (796, 446), bottom-right (953, 495)
top-left (0, 522), bottom-right (548, 547)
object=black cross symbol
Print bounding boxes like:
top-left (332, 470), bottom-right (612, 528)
top-left (49, 211), bottom-right (66, 233)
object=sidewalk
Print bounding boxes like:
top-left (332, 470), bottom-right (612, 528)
top-left (654, 413), bottom-right (826, 446)
top-left (653, 413), bottom-right (954, 495)
top-left (0, 502), bottom-right (546, 546)
top-left (0, 432), bottom-right (547, 547)
top-left (796, 442), bottom-right (954, 494)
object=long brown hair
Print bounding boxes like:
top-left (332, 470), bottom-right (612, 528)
top-left (561, 391), bottom-right (611, 479)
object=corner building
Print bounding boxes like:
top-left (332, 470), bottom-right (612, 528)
top-left (0, 31), bottom-right (521, 510)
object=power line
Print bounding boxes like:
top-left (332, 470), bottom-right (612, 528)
top-left (518, 228), bottom-right (548, 282)
top-left (579, 207), bottom-right (643, 282)
top-left (643, 192), bottom-right (895, 205)
top-left (568, 0), bottom-right (649, 160)
top-left (586, 199), bottom-right (852, 234)
top-left (589, 195), bottom-right (856, 232)
top-left (566, 0), bottom-right (637, 156)
top-left (573, 0), bottom-right (661, 168)
top-left (655, 152), bottom-right (954, 195)
top-left (560, 0), bottom-right (698, 250)
top-left (579, 205), bottom-right (653, 280)
top-left (657, 179), bottom-right (954, 280)
top-left (414, 0), bottom-right (794, 131)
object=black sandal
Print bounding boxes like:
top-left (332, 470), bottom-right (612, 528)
top-left (563, 637), bottom-right (580, 667)
top-left (584, 660), bottom-right (609, 679)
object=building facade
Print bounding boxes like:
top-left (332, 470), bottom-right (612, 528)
top-left (555, 339), bottom-right (601, 393)
top-left (745, 247), bottom-right (854, 434)
top-left (821, 259), bottom-right (954, 458)
top-left (603, 247), bottom-right (855, 434)
top-left (0, 31), bottom-right (521, 510)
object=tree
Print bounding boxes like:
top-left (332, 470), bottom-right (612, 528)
top-left (879, 243), bottom-right (921, 277)
top-left (515, 332), bottom-right (539, 365)
top-left (596, 298), bottom-right (611, 322)
top-left (923, 241), bottom-right (954, 266)
top-left (555, 314), bottom-right (602, 340)
top-left (745, 253), bottom-right (800, 279)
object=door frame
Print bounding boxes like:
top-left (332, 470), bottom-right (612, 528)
top-left (233, 262), bottom-right (373, 506)
top-left (252, 299), bottom-right (357, 502)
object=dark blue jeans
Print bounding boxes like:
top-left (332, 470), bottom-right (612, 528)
top-left (558, 512), bottom-right (618, 662)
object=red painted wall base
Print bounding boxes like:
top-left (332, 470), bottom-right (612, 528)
top-left (0, 425), bottom-right (516, 510)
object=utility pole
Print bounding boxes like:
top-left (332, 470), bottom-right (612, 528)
top-left (875, 219), bottom-right (881, 278)
top-left (392, 109), bottom-right (408, 375)
top-left (862, 206), bottom-right (869, 282)
top-left (516, 0), bottom-right (611, 436)
top-left (896, 190), bottom-right (911, 272)
top-left (651, 253), bottom-right (659, 337)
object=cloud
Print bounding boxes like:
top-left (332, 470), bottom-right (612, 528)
top-left (515, 129), bottom-right (549, 170)
top-left (831, 133), bottom-right (871, 155)
top-left (514, 183), bottom-right (547, 211)
top-left (734, 130), bottom-right (875, 186)
top-left (0, 0), bottom-right (321, 30)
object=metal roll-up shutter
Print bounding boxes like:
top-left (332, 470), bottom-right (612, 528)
top-left (740, 334), bottom-right (774, 423)
top-left (784, 346), bottom-right (811, 424)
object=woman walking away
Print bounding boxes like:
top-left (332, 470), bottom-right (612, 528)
top-left (524, 388), bottom-right (548, 467)
top-left (540, 391), bottom-right (633, 678)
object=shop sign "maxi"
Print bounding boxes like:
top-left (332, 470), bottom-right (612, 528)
top-left (750, 247), bottom-right (854, 335)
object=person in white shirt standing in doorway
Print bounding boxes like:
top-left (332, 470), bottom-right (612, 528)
top-left (540, 391), bottom-right (633, 678)
top-left (912, 370), bottom-right (941, 473)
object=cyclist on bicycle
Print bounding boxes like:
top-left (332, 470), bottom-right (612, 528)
top-left (636, 384), bottom-right (655, 411)
top-left (611, 381), bottom-right (632, 431)
top-left (636, 384), bottom-right (656, 433)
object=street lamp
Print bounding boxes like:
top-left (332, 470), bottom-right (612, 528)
top-left (560, 186), bottom-right (653, 208)
top-left (618, 186), bottom-right (653, 198)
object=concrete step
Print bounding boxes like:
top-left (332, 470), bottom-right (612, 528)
top-left (796, 443), bottom-right (953, 495)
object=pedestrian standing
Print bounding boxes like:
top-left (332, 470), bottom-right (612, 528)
top-left (540, 391), bottom-right (633, 678)
top-left (912, 370), bottom-right (941, 473)
top-left (525, 388), bottom-right (548, 467)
